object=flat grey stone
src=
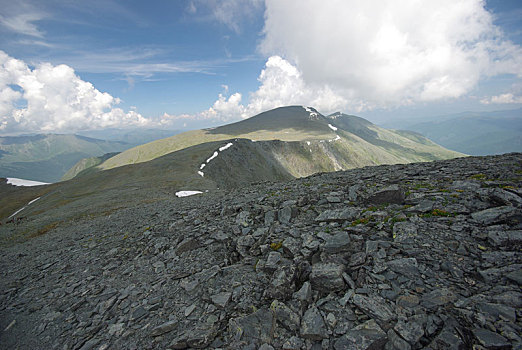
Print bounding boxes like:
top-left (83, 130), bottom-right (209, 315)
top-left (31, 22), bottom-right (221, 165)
top-left (300, 305), bottom-right (328, 340)
top-left (150, 320), bottom-right (177, 337)
top-left (211, 291), bottom-right (232, 308)
top-left (421, 288), bottom-right (457, 309)
top-left (334, 319), bottom-right (387, 350)
top-left (315, 208), bottom-right (359, 222)
top-left (323, 232), bottom-right (351, 253)
top-left (228, 309), bottom-right (274, 345)
top-left (366, 184), bottom-right (405, 205)
top-left (310, 263), bottom-right (345, 292)
top-left (471, 206), bottom-right (517, 225)
top-left (473, 328), bottom-right (511, 349)
top-left (352, 294), bottom-right (395, 324)
top-left (386, 258), bottom-right (419, 278)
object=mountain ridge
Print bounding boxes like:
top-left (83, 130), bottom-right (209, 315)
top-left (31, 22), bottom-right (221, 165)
top-left (81, 106), bottom-right (462, 176)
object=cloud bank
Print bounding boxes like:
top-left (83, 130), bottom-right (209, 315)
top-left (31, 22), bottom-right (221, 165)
top-left (0, 51), bottom-right (149, 133)
top-left (258, 0), bottom-right (522, 109)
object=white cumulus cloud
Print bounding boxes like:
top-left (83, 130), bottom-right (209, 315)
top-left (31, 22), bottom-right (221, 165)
top-left (259, 0), bottom-right (522, 109)
top-left (161, 56), bottom-right (350, 126)
top-left (481, 93), bottom-right (522, 105)
top-left (0, 51), bottom-right (149, 133)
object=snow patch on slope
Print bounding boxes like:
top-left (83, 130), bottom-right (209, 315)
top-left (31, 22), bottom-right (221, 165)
top-left (328, 124), bottom-right (338, 131)
top-left (7, 178), bottom-right (50, 187)
top-left (303, 106), bottom-right (318, 119)
top-left (219, 143), bottom-right (233, 152)
top-left (176, 191), bottom-right (203, 198)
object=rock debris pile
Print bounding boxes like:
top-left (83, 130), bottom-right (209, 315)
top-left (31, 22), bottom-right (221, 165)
top-left (1, 153), bottom-right (521, 349)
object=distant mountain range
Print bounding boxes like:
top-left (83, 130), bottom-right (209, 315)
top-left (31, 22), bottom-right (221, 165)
top-left (0, 129), bottom-right (182, 183)
top-left (380, 108), bottom-right (522, 155)
top-left (76, 128), bottom-right (181, 145)
top-left (0, 134), bottom-right (131, 182)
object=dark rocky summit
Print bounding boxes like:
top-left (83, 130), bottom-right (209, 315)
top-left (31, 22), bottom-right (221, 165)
top-left (1, 153), bottom-right (521, 349)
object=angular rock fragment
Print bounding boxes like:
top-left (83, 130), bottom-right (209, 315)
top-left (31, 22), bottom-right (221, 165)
top-left (386, 258), bottom-right (420, 278)
top-left (352, 294), bottom-right (395, 325)
top-left (323, 232), bottom-right (351, 253)
top-left (392, 222), bottom-right (418, 243)
top-left (150, 320), bottom-right (177, 337)
top-left (315, 208), bottom-right (358, 222)
top-left (300, 305), bottom-right (328, 340)
top-left (211, 291), bottom-right (232, 308)
top-left (366, 184), bottom-right (405, 205)
top-left (472, 328), bottom-right (511, 350)
top-left (334, 319), bottom-right (387, 350)
top-left (271, 300), bottom-right (300, 332)
top-left (471, 206), bottom-right (518, 225)
top-left (309, 263), bottom-right (345, 292)
top-left (229, 309), bottom-right (274, 345)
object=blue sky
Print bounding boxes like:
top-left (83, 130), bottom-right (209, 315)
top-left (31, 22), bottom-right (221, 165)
top-left (0, 0), bottom-right (521, 134)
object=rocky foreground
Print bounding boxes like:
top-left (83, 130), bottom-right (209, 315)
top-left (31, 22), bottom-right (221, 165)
top-left (1, 153), bottom-right (521, 349)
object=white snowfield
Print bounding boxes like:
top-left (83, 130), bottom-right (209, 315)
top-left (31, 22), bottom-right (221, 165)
top-left (8, 197), bottom-right (41, 219)
top-left (6, 178), bottom-right (50, 187)
top-left (175, 191), bottom-right (203, 198)
top-left (328, 124), bottom-right (338, 131)
top-left (197, 142), bottom-right (234, 177)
